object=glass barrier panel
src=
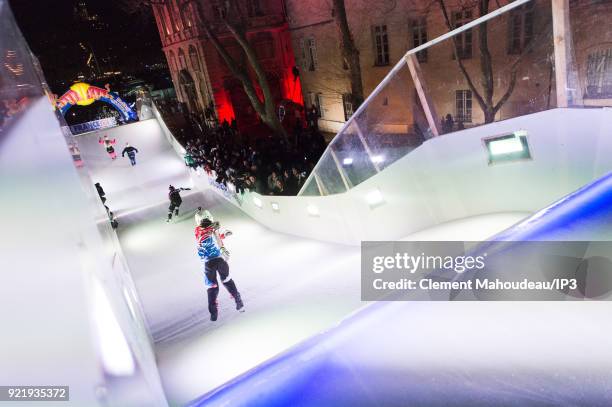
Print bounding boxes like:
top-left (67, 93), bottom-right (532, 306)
top-left (314, 149), bottom-right (347, 195)
top-left (352, 62), bottom-right (431, 171)
top-left (417, 0), bottom-right (555, 133)
top-left (568, 0), bottom-right (612, 107)
top-left (330, 121), bottom-right (378, 188)
top-left (300, 176), bottom-right (321, 196)
top-left (0, 1), bottom-right (44, 132)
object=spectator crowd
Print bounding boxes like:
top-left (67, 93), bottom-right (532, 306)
top-left (157, 100), bottom-right (326, 196)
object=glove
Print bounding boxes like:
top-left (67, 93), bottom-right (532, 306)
top-left (221, 247), bottom-right (230, 258)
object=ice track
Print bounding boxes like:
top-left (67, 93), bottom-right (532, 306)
top-left (76, 120), bottom-right (530, 406)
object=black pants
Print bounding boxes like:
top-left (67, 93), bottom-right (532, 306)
top-left (168, 199), bottom-right (182, 219)
top-left (205, 257), bottom-right (241, 316)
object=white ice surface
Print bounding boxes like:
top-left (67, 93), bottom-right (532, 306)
top-left (76, 120), bottom-right (532, 406)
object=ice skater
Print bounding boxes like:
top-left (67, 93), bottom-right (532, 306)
top-left (98, 135), bottom-right (117, 160)
top-left (121, 143), bottom-right (139, 166)
top-left (194, 207), bottom-right (232, 256)
top-left (68, 142), bottom-right (83, 167)
top-left (195, 217), bottom-right (244, 321)
top-left (167, 185), bottom-right (191, 222)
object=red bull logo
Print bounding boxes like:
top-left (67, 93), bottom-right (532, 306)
top-left (56, 82), bottom-right (137, 122)
top-left (57, 82), bottom-right (109, 110)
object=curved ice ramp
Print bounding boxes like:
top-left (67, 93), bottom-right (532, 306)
top-left (187, 302), bottom-right (612, 406)
top-left (186, 173), bottom-right (612, 407)
top-left (185, 108), bottom-right (612, 245)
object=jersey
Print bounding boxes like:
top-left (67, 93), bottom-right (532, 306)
top-left (169, 188), bottom-right (184, 204)
top-left (122, 146), bottom-right (138, 158)
top-left (99, 137), bottom-right (116, 152)
top-left (195, 225), bottom-right (223, 263)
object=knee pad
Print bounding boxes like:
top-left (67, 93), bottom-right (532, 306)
top-left (204, 275), bottom-right (217, 288)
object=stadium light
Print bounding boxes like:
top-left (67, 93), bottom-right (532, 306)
top-left (484, 131), bottom-right (531, 165)
top-left (366, 189), bottom-right (385, 207)
top-left (307, 204), bottom-right (319, 217)
top-left (343, 157), bottom-right (353, 165)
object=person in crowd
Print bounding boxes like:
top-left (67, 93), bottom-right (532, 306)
top-left (444, 114), bottom-right (454, 133)
top-left (184, 152), bottom-right (196, 168)
top-left (154, 99), bottom-right (327, 198)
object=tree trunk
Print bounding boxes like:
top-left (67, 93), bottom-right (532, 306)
top-left (225, 21), bottom-right (289, 143)
top-left (332, 0), bottom-right (364, 112)
top-left (478, 0), bottom-right (495, 118)
top-left (195, 2), bottom-right (289, 143)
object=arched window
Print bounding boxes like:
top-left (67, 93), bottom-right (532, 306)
top-left (181, 3), bottom-right (193, 28)
top-left (189, 45), bottom-right (200, 72)
top-left (193, 2), bottom-right (204, 24)
top-left (168, 50), bottom-right (177, 72)
top-left (178, 48), bottom-right (187, 69)
top-left (170, 1), bottom-right (181, 31)
top-left (162, 5), bottom-right (173, 35)
top-left (155, 4), bottom-right (170, 36)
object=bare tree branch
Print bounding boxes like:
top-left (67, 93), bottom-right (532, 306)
top-left (437, 0), bottom-right (489, 118)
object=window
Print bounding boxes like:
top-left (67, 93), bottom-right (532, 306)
top-left (162, 6), bottom-right (173, 35)
top-left (178, 48), bottom-right (186, 69)
top-left (168, 50), bottom-right (176, 71)
top-left (410, 17), bottom-right (428, 63)
top-left (247, 0), bottom-right (263, 17)
top-left (157, 5), bottom-right (170, 36)
top-left (309, 92), bottom-right (324, 118)
top-left (189, 45), bottom-right (200, 72)
top-left (170, 3), bottom-right (181, 31)
top-left (255, 40), bottom-right (275, 60)
top-left (213, 2), bottom-right (227, 19)
top-left (299, 38), bottom-right (307, 70)
top-left (373, 25), bottom-right (390, 66)
top-left (455, 90), bottom-right (472, 123)
top-left (317, 93), bottom-right (325, 118)
top-left (342, 94), bottom-right (354, 121)
top-left (307, 38), bottom-right (318, 71)
top-left (508, 3), bottom-right (534, 54)
top-left (182, 4), bottom-right (193, 28)
top-left (452, 10), bottom-right (472, 59)
top-left (586, 48), bottom-right (612, 98)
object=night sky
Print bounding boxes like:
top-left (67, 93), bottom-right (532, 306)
top-left (9, 0), bottom-right (165, 94)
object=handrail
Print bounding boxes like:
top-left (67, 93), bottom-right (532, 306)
top-left (298, 0), bottom-right (533, 196)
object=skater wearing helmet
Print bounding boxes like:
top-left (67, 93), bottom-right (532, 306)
top-left (194, 208), bottom-right (232, 256)
top-left (167, 185), bottom-right (191, 222)
top-left (98, 135), bottom-right (117, 160)
top-left (195, 217), bottom-right (244, 321)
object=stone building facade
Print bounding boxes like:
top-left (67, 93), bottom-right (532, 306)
top-left (152, 0), bottom-right (612, 134)
top-left (286, 0), bottom-right (612, 133)
top-left (151, 0), bottom-right (302, 131)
